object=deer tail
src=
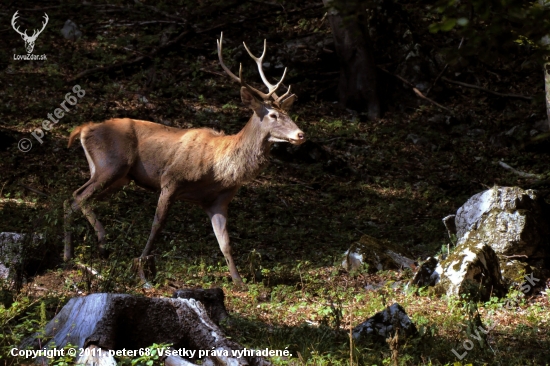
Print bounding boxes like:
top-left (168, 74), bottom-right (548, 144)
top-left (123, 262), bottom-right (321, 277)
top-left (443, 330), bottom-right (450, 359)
top-left (67, 125), bottom-right (85, 148)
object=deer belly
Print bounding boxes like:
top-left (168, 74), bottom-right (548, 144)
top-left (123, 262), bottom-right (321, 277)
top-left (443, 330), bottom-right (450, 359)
top-left (128, 162), bottom-right (163, 190)
top-left (176, 181), bottom-right (235, 206)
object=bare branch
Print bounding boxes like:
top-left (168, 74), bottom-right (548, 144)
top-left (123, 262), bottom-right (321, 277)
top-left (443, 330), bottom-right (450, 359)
top-left (442, 77), bottom-right (532, 100)
top-left (378, 67), bottom-right (451, 112)
top-left (498, 161), bottom-right (543, 179)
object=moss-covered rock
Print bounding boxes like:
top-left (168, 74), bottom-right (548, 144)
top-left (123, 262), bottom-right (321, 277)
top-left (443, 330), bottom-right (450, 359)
top-left (434, 235), bottom-right (505, 300)
top-left (341, 235), bottom-right (415, 273)
top-left (498, 258), bottom-right (531, 287)
top-left (451, 186), bottom-right (550, 286)
top-left (455, 186), bottom-right (549, 259)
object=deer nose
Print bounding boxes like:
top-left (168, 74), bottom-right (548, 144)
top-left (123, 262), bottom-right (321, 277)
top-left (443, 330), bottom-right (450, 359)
top-left (298, 132), bottom-right (305, 140)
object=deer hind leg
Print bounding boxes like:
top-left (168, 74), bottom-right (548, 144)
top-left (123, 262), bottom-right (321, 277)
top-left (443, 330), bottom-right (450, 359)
top-left (64, 171), bottom-right (130, 261)
top-left (134, 185), bottom-right (177, 283)
top-left (206, 203), bottom-right (243, 285)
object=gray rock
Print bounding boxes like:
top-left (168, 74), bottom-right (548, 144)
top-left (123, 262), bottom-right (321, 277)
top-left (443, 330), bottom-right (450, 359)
top-left (352, 303), bottom-right (418, 343)
top-left (434, 238), bottom-right (505, 300)
top-left (342, 235), bottom-right (415, 273)
top-left (409, 257), bottom-right (440, 287)
top-left (454, 186), bottom-right (549, 259)
top-left (60, 20), bottom-right (82, 41)
top-left (406, 133), bottom-right (430, 146)
top-left (0, 232), bottom-right (27, 279)
top-left (342, 249), bottom-right (365, 272)
top-left (432, 186), bottom-right (550, 296)
top-left (505, 125), bottom-right (520, 136)
top-left (442, 214), bottom-right (456, 239)
top-left (0, 232), bottom-right (48, 284)
top-left (0, 263), bottom-right (8, 280)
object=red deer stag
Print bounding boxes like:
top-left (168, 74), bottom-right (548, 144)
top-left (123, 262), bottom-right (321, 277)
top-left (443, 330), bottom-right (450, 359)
top-left (64, 33), bottom-right (305, 284)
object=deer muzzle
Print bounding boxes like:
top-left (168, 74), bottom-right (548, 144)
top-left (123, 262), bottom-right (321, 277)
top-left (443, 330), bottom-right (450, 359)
top-left (288, 130), bottom-right (306, 145)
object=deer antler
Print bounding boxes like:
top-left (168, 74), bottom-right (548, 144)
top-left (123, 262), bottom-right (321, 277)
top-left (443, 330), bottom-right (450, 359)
top-left (11, 11), bottom-right (27, 38)
top-left (31, 13), bottom-right (49, 39)
top-left (243, 38), bottom-right (295, 104)
top-left (11, 11), bottom-right (48, 40)
top-left (217, 32), bottom-right (291, 102)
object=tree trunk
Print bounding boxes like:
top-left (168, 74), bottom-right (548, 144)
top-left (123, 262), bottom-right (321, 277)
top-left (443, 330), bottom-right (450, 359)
top-left (322, 0), bottom-right (380, 119)
top-left (539, 1), bottom-right (550, 127)
top-left (545, 62), bottom-right (550, 128)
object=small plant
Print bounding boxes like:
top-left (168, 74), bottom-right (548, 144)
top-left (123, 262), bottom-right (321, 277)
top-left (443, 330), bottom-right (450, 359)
top-left (115, 343), bottom-right (171, 366)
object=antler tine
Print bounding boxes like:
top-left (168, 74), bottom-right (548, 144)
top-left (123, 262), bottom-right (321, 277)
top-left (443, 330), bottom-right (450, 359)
top-left (275, 85), bottom-right (293, 103)
top-left (11, 11), bottom-right (27, 37)
top-left (217, 32), bottom-right (271, 100)
top-left (39, 13), bottom-right (49, 32)
top-left (243, 39), bottom-right (291, 101)
top-left (263, 67), bottom-right (288, 100)
top-left (243, 40), bottom-right (274, 89)
top-left (217, 33), bottom-right (242, 84)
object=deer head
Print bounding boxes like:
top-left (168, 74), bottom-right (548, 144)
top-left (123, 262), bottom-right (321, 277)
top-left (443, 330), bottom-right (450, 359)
top-left (217, 32), bottom-right (305, 145)
top-left (12, 11), bottom-right (49, 54)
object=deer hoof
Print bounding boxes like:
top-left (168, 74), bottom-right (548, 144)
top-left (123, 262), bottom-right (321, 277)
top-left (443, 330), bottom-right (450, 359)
top-left (132, 255), bottom-right (157, 283)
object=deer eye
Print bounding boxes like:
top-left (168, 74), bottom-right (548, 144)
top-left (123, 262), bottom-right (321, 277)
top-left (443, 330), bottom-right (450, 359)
top-left (269, 113), bottom-right (277, 119)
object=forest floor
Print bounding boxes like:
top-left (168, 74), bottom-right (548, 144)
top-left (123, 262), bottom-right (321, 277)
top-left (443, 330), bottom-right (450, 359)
top-left (0, 1), bottom-right (549, 365)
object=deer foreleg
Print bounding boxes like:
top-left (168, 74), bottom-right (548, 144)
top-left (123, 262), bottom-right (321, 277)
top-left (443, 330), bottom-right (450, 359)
top-left (137, 186), bottom-right (175, 282)
top-left (207, 204), bottom-right (243, 284)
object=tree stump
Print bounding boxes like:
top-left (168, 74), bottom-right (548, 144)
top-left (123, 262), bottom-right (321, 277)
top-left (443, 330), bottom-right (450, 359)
top-left (19, 291), bottom-right (271, 366)
top-left (173, 288), bottom-right (228, 325)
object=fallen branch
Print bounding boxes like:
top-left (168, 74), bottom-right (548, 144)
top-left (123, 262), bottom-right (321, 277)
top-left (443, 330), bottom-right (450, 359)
top-left (199, 68), bottom-right (225, 77)
top-left (442, 77), bottom-right (532, 100)
top-left (19, 183), bottom-right (48, 197)
top-left (498, 161), bottom-right (543, 179)
top-left (74, 262), bottom-right (104, 280)
top-left (501, 254), bottom-right (529, 259)
top-left (378, 67), bottom-right (451, 112)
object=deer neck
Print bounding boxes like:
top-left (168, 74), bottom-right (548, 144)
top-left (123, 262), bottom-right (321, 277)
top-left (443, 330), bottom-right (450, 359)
top-left (214, 115), bottom-right (271, 186)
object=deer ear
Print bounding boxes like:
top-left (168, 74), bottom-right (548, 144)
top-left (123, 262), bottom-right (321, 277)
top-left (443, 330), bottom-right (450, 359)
top-left (241, 87), bottom-right (263, 113)
top-left (280, 94), bottom-right (296, 111)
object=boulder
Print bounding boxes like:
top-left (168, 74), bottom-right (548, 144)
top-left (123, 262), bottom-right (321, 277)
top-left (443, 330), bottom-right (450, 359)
top-left (352, 303), bottom-right (417, 343)
top-left (409, 257), bottom-right (439, 287)
top-left (442, 214), bottom-right (456, 239)
top-left (454, 186), bottom-right (549, 259)
top-left (342, 235), bottom-right (415, 273)
top-left (451, 186), bottom-right (550, 286)
top-left (60, 20), bottom-right (82, 41)
top-left (434, 237), bottom-right (505, 300)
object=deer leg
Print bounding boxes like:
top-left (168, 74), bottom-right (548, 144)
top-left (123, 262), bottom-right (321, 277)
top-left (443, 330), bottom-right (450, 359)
top-left (206, 204), bottom-right (243, 285)
top-left (64, 172), bottom-right (129, 261)
top-left (137, 186), bottom-right (176, 282)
